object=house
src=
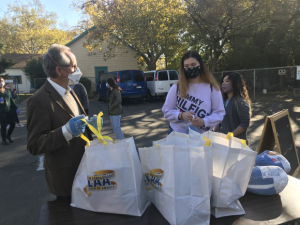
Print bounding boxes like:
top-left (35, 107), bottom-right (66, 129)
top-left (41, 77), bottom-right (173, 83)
top-left (65, 28), bottom-right (138, 94)
top-left (0, 54), bottom-right (41, 93)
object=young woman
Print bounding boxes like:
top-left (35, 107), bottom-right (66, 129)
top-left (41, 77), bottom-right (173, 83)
top-left (162, 51), bottom-right (225, 134)
top-left (215, 72), bottom-right (251, 141)
top-left (106, 78), bottom-right (124, 140)
top-left (0, 77), bottom-right (18, 145)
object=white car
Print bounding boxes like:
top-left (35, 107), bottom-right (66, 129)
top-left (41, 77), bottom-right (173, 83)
top-left (144, 70), bottom-right (179, 101)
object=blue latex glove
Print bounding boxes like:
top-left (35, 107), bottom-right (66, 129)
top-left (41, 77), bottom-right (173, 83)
top-left (87, 115), bottom-right (103, 131)
top-left (0, 97), bottom-right (4, 103)
top-left (16, 109), bottom-right (20, 114)
top-left (65, 115), bottom-right (87, 137)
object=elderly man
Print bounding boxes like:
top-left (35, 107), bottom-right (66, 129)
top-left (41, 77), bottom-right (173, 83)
top-left (27, 44), bottom-right (92, 198)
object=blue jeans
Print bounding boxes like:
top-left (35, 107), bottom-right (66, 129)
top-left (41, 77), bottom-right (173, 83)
top-left (110, 115), bottom-right (124, 140)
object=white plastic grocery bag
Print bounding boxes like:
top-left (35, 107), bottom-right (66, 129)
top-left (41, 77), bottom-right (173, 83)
top-left (154, 131), bottom-right (213, 196)
top-left (71, 113), bottom-right (149, 216)
top-left (202, 131), bottom-right (256, 218)
top-left (140, 132), bottom-right (211, 225)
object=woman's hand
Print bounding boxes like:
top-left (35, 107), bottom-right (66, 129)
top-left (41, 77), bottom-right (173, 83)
top-left (191, 117), bottom-right (205, 127)
top-left (182, 111), bottom-right (195, 121)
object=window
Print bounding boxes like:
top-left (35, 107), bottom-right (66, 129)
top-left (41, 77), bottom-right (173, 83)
top-left (133, 71), bottom-right (144, 82)
top-left (120, 71), bottom-right (132, 82)
top-left (101, 73), bottom-right (118, 82)
top-left (107, 73), bottom-right (118, 81)
top-left (9, 76), bottom-right (22, 84)
top-left (169, 71), bottom-right (179, 80)
top-left (158, 71), bottom-right (168, 81)
top-left (101, 74), bottom-right (109, 83)
top-left (144, 72), bottom-right (154, 81)
top-left (97, 71), bottom-right (105, 82)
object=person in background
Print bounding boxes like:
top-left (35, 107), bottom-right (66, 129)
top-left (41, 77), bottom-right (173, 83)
top-left (5, 83), bottom-right (11, 91)
top-left (214, 72), bottom-right (251, 142)
top-left (162, 51), bottom-right (225, 134)
top-left (11, 89), bottom-right (25, 128)
top-left (0, 77), bottom-right (18, 145)
top-left (68, 68), bottom-right (89, 115)
top-left (106, 78), bottom-right (124, 140)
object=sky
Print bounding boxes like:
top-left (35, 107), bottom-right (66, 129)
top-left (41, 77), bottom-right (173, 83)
top-left (0, 0), bottom-right (82, 28)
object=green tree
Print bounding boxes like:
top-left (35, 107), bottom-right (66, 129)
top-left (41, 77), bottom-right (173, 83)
top-left (184, 0), bottom-right (289, 72)
top-left (23, 56), bottom-right (46, 89)
top-left (0, 41), bottom-right (15, 75)
top-left (0, 0), bottom-right (75, 54)
top-left (74, 0), bottom-right (187, 70)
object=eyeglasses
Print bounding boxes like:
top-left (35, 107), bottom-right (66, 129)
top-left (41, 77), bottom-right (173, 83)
top-left (47, 53), bottom-right (77, 73)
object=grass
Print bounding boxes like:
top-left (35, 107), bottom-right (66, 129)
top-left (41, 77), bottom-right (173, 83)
top-left (18, 94), bottom-right (33, 103)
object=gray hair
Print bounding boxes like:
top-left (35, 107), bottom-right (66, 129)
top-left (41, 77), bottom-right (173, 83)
top-left (43, 44), bottom-right (72, 78)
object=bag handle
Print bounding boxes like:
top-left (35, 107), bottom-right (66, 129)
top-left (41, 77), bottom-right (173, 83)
top-left (226, 132), bottom-right (247, 148)
top-left (240, 139), bottom-right (247, 148)
top-left (205, 139), bottom-right (211, 147)
top-left (226, 132), bottom-right (233, 140)
top-left (80, 112), bottom-right (114, 147)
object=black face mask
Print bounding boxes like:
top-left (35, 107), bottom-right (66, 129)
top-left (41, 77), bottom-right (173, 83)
top-left (184, 65), bottom-right (201, 79)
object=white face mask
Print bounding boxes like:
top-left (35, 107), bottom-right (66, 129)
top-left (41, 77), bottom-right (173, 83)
top-left (68, 68), bottom-right (82, 86)
top-left (0, 82), bottom-right (4, 88)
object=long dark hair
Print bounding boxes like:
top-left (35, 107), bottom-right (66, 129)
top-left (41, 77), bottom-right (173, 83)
top-left (221, 72), bottom-right (252, 116)
top-left (106, 78), bottom-right (123, 96)
top-left (178, 51), bottom-right (220, 98)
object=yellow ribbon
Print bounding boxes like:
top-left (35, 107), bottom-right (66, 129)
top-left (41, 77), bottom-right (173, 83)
top-left (240, 139), bottom-right (246, 148)
top-left (205, 139), bottom-right (211, 147)
top-left (80, 112), bottom-right (114, 147)
top-left (226, 132), bottom-right (233, 140)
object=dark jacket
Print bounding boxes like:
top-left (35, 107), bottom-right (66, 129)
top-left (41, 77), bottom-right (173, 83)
top-left (107, 88), bottom-right (122, 116)
top-left (221, 97), bottom-right (250, 141)
top-left (72, 83), bottom-right (89, 112)
top-left (0, 89), bottom-right (17, 113)
top-left (26, 80), bottom-right (92, 196)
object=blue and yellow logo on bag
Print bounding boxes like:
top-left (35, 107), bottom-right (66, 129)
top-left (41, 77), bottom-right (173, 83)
top-left (144, 169), bottom-right (164, 191)
top-left (84, 170), bottom-right (117, 196)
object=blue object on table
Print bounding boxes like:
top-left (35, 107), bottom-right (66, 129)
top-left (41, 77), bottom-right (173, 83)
top-left (247, 166), bottom-right (288, 195)
top-left (255, 150), bottom-right (291, 173)
top-left (65, 115), bottom-right (87, 137)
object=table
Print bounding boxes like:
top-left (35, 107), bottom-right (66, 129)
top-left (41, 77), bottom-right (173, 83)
top-left (38, 175), bottom-right (300, 225)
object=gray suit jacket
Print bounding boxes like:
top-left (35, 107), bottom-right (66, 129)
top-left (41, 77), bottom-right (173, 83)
top-left (220, 97), bottom-right (250, 141)
top-left (27, 80), bottom-right (92, 196)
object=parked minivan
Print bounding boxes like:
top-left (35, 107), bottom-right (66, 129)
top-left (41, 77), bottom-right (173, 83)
top-left (144, 70), bottom-right (179, 101)
top-left (97, 70), bottom-right (148, 101)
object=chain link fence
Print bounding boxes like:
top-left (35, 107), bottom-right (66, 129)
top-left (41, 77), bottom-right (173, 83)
top-left (212, 66), bottom-right (300, 100)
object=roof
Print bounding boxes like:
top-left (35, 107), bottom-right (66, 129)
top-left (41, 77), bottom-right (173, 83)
top-left (65, 26), bottom-right (136, 52)
top-left (65, 27), bottom-right (96, 47)
top-left (0, 54), bottom-right (42, 69)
